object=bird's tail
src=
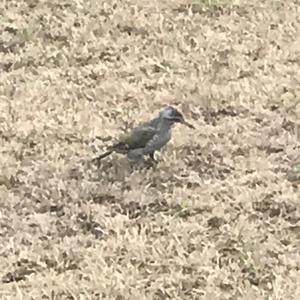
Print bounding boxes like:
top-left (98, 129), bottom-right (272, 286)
top-left (91, 150), bottom-right (113, 164)
top-left (91, 141), bottom-right (129, 165)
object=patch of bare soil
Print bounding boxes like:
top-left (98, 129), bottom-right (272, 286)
top-left (0, 0), bottom-right (300, 299)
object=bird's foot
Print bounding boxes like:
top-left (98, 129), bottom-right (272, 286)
top-left (148, 152), bottom-right (158, 164)
top-left (129, 159), bottom-right (147, 172)
top-left (146, 158), bottom-right (158, 169)
top-left (148, 157), bottom-right (158, 164)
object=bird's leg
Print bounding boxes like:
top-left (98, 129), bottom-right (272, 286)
top-left (92, 150), bottom-right (113, 165)
top-left (127, 149), bottom-right (146, 169)
top-left (90, 151), bottom-right (113, 168)
top-left (148, 151), bottom-right (158, 163)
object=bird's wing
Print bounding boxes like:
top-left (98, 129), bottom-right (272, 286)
top-left (113, 122), bottom-right (159, 151)
top-left (143, 120), bottom-right (171, 155)
top-left (142, 133), bottom-right (160, 155)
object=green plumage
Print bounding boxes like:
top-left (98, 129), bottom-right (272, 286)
top-left (92, 106), bottom-right (194, 164)
top-left (92, 124), bottom-right (158, 162)
top-left (114, 125), bottom-right (158, 151)
top-left (287, 161), bottom-right (300, 184)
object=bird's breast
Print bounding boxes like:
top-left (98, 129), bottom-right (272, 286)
top-left (154, 129), bottom-right (171, 149)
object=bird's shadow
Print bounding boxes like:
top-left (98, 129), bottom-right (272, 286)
top-left (66, 152), bottom-right (161, 184)
top-left (90, 154), bottom-right (159, 174)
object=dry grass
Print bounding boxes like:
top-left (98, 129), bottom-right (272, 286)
top-left (1, 0), bottom-right (300, 299)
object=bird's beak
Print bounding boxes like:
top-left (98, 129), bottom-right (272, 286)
top-left (180, 118), bottom-right (195, 129)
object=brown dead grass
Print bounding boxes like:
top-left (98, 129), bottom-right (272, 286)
top-left (1, 0), bottom-right (300, 299)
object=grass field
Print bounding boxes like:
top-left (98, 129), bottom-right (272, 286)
top-left (1, 0), bottom-right (300, 299)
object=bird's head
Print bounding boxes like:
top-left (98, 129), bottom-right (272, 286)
top-left (159, 106), bottom-right (195, 129)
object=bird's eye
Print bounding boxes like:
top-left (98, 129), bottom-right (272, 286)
top-left (169, 108), bottom-right (178, 116)
top-left (163, 107), bottom-right (183, 119)
top-left (172, 110), bottom-right (182, 118)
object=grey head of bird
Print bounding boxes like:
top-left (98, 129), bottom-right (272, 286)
top-left (159, 106), bottom-right (195, 129)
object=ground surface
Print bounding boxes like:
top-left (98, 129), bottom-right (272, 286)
top-left (0, 0), bottom-right (300, 299)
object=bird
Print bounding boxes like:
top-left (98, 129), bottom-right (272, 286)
top-left (93, 106), bottom-right (195, 166)
top-left (287, 160), bottom-right (300, 185)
